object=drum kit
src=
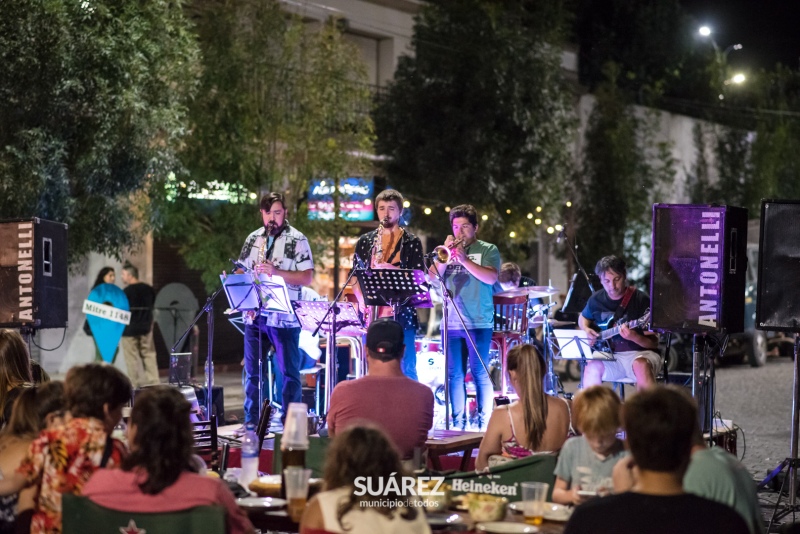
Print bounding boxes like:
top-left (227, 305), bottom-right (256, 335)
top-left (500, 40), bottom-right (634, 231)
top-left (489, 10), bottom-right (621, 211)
top-left (415, 284), bottom-right (576, 400)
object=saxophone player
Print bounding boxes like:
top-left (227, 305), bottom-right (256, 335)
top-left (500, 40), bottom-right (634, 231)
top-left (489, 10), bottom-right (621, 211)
top-left (237, 192), bottom-right (314, 426)
top-left (431, 204), bottom-right (500, 430)
top-left (351, 189), bottom-right (425, 380)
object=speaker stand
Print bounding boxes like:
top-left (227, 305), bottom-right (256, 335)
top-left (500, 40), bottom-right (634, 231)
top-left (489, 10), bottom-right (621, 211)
top-left (758, 335), bottom-right (800, 531)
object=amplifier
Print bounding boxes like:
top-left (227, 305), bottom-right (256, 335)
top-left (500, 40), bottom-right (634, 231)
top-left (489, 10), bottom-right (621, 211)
top-left (0, 218), bottom-right (68, 329)
top-left (650, 204), bottom-right (748, 334)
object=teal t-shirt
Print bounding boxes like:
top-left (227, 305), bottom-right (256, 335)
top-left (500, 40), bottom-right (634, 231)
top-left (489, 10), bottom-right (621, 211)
top-left (684, 447), bottom-right (764, 534)
top-left (442, 239), bottom-right (501, 330)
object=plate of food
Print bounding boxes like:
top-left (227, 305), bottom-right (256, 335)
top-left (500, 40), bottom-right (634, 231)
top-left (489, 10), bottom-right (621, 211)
top-left (236, 496), bottom-right (286, 510)
top-left (508, 501), bottom-right (572, 522)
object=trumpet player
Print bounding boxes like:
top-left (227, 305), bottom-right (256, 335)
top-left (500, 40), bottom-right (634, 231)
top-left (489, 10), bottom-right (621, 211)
top-left (237, 192), bottom-right (314, 426)
top-left (351, 189), bottom-right (425, 380)
top-left (432, 204), bottom-right (500, 430)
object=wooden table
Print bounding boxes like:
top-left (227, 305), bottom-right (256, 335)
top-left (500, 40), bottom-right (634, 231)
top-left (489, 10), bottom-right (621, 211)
top-left (426, 429), bottom-right (485, 472)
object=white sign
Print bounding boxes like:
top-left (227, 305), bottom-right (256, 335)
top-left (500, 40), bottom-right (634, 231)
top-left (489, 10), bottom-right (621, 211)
top-left (82, 300), bottom-right (131, 325)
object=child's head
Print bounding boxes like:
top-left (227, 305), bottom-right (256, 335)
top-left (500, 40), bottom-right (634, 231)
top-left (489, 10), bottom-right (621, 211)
top-left (65, 363), bottom-right (131, 431)
top-left (574, 386), bottom-right (622, 454)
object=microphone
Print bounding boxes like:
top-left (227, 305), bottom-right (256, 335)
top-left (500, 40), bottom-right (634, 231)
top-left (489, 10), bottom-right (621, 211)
top-left (532, 302), bottom-right (557, 313)
top-left (230, 258), bottom-right (248, 271)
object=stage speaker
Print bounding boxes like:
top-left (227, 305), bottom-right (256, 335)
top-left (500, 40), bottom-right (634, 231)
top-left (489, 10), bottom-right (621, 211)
top-left (560, 272), bottom-right (602, 315)
top-left (0, 218), bottom-right (68, 329)
top-left (756, 199), bottom-right (800, 332)
top-left (650, 204), bottom-right (748, 334)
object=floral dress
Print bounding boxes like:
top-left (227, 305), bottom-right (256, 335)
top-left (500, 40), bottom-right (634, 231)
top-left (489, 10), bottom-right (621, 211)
top-left (17, 417), bottom-right (126, 534)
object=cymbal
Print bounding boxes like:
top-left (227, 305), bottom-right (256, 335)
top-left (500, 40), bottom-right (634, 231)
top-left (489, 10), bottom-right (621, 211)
top-left (530, 318), bottom-right (575, 328)
top-left (496, 285), bottom-right (559, 298)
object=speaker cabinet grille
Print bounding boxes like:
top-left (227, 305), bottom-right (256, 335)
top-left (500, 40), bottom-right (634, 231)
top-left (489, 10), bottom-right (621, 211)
top-left (0, 218), bottom-right (68, 329)
top-left (650, 204), bottom-right (748, 334)
top-left (756, 200), bottom-right (800, 332)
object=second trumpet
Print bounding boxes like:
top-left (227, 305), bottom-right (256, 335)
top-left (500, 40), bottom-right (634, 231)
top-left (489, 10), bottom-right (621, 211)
top-left (432, 238), bottom-right (464, 263)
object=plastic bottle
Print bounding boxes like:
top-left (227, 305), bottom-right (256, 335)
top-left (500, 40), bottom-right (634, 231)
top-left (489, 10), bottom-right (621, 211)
top-left (239, 423), bottom-right (259, 489)
top-left (280, 403), bottom-right (309, 500)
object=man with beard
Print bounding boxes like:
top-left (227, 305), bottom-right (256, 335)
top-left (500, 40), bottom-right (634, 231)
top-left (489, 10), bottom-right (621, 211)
top-left (351, 189), bottom-right (425, 380)
top-left (238, 192), bottom-right (314, 425)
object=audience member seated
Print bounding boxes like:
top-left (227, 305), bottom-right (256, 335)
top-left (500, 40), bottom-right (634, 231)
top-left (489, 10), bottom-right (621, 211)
top-left (565, 386), bottom-right (749, 534)
top-left (0, 330), bottom-right (35, 428)
top-left (613, 403), bottom-right (764, 534)
top-left (552, 386), bottom-right (627, 505)
top-left (327, 319), bottom-right (433, 460)
top-left (0, 382), bottom-right (65, 534)
top-left (300, 425), bottom-right (431, 534)
top-left (0, 363), bottom-right (131, 534)
top-left (476, 344), bottom-right (575, 470)
top-left (83, 386), bottom-right (254, 534)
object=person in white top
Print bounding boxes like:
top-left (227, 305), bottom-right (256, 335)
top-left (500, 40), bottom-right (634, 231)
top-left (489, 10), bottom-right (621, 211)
top-left (300, 425), bottom-right (431, 534)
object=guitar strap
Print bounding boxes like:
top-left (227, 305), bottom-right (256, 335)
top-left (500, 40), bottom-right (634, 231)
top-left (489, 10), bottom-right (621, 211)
top-left (610, 286), bottom-right (636, 326)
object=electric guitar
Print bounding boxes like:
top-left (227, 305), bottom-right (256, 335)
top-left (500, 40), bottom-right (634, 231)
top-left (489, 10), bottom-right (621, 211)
top-left (592, 309), bottom-right (652, 352)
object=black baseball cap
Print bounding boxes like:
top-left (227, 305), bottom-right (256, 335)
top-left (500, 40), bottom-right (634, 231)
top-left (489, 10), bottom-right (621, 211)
top-left (366, 318), bottom-right (404, 354)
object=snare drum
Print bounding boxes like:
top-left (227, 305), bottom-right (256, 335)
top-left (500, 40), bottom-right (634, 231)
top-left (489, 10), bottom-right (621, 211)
top-left (416, 351), bottom-right (444, 387)
top-left (415, 337), bottom-right (441, 353)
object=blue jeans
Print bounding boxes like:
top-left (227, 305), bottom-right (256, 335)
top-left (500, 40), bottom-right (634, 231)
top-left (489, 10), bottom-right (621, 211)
top-left (402, 328), bottom-right (418, 381)
top-left (244, 320), bottom-right (301, 425)
top-left (447, 328), bottom-right (493, 426)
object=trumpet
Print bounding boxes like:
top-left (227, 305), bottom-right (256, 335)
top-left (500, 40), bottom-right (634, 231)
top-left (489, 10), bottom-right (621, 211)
top-left (432, 238), bottom-right (464, 264)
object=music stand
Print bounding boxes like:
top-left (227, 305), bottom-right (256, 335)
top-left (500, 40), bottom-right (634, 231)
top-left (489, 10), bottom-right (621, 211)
top-left (552, 329), bottom-right (615, 389)
top-left (220, 273), bottom-right (292, 316)
top-left (354, 269), bottom-right (433, 316)
top-left (293, 300), bottom-right (364, 415)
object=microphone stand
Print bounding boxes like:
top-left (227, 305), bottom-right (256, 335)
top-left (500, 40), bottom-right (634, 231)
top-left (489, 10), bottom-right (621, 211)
top-left (172, 284), bottom-right (226, 422)
top-left (561, 229), bottom-right (596, 293)
top-left (425, 253), bottom-right (497, 430)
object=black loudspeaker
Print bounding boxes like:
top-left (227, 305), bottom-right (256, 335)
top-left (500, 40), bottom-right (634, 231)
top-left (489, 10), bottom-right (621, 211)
top-left (561, 272), bottom-right (601, 315)
top-left (650, 204), bottom-right (748, 334)
top-left (0, 218), bottom-right (69, 329)
top-left (756, 200), bottom-right (800, 332)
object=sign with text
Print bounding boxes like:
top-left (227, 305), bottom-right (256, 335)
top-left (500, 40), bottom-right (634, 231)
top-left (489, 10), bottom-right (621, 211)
top-left (307, 177), bottom-right (374, 221)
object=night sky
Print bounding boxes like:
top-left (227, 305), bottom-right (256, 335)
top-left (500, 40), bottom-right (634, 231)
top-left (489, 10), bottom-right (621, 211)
top-left (680, 0), bottom-right (800, 73)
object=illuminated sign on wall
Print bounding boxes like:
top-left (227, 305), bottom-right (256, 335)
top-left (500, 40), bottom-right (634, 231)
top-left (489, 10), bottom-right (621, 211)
top-left (308, 177), bottom-right (374, 221)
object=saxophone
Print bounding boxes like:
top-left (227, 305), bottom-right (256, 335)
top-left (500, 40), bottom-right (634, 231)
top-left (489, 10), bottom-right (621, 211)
top-left (367, 217), bottom-right (391, 326)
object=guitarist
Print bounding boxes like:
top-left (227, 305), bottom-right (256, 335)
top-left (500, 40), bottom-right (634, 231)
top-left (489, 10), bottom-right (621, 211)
top-left (579, 256), bottom-right (660, 390)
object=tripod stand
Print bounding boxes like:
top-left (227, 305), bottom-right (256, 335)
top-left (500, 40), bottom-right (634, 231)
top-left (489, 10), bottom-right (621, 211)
top-left (759, 335), bottom-right (800, 530)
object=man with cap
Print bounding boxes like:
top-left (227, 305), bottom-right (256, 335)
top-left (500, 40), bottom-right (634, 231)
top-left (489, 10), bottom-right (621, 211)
top-left (326, 319), bottom-right (434, 461)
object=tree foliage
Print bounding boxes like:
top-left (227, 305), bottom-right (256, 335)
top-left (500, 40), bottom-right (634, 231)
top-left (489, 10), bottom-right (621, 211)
top-left (575, 64), bottom-right (676, 281)
top-left (0, 0), bottom-right (200, 265)
top-left (160, 0), bottom-right (374, 290)
top-left (575, 0), bottom-right (719, 104)
top-left (373, 0), bottom-right (576, 261)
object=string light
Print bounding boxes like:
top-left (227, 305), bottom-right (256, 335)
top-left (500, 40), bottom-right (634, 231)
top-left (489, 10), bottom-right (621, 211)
top-left (534, 218), bottom-right (542, 225)
top-left (546, 226), bottom-right (555, 234)
top-left (527, 213), bottom-right (533, 219)
top-left (555, 224), bottom-right (563, 231)
top-left (565, 201), bottom-right (572, 207)
top-left (506, 209), bottom-right (511, 214)
top-left (364, 198), bottom-right (372, 205)
top-left (481, 214), bottom-right (489, 221)
top-left (403, 200), bottom-right (410, 208)
top-left (249, 192), bottom-right (257, 199)
top-left (509, 231), bottom-right (516, 238)
top-left (536, 206), bottom-right (542, 213)
top-left (444, 206), bottom-right (451, 213)
top-left (424, 207), bottom-right (432, 215)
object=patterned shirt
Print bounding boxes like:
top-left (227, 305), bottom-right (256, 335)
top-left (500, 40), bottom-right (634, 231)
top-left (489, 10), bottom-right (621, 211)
top-left (17, 417), bottom-right (126, 534)
top-left (352, 227), bottom-right (426, 330)
top-left (238, 222), bottom-right (314, 328)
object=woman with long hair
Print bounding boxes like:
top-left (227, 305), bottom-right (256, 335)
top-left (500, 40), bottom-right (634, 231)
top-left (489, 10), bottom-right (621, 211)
top-left (0, 329), bottom-right (34, 428)
top-left (300, 425), bottom-right (430, 534)
top-left (476, 344), bottom-right (576, 470)
top-left (0, 382), bottom-right (65, 534)
top-left (82, 386), bottom-right (254, 534)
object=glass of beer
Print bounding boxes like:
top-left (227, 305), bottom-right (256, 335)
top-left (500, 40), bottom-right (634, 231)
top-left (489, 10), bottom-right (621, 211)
top-left (284, 467), bottom-right (312, 522)
top-left (521, 481), bottom-right (549, 526)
